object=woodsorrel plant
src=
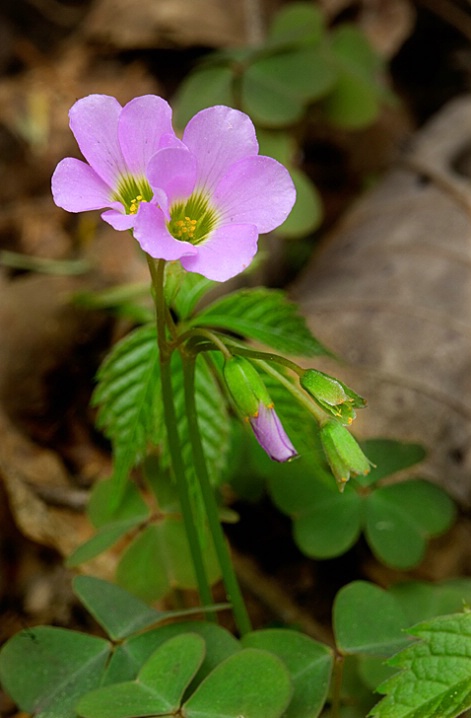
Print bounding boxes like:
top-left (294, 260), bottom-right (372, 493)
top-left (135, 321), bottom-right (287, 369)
top-left (0, 94), bottom-right (468, 718)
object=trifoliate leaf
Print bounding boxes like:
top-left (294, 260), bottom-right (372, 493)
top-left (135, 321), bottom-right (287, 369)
top-left (333, 582), bottom-right (412, 658)
top-left (365, 480), bottom-right (456, 569)
top-left (174, 65), bottom-right (234, 129)
top-left (0, 627), bottom-right (110, 718)
top-left (267, 1), bottom-right (325, 47)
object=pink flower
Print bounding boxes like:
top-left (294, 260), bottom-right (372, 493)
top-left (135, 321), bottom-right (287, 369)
top-left (52, 97), bottom-right (296, 282)
top-left (134, 106), bottom-right (296, 281)
top-left (51, 94), bottom-right (176, 231)
top-left (250, 402), bottom-right (298, 463)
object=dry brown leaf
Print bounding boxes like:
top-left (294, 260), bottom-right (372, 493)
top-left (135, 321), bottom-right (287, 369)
top-left (84, 0), bottom-right (249, 49)
top-left (292, 96), bottom-right (471, 505)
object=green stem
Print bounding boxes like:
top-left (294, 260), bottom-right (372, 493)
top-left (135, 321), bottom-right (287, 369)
top-left (255, 358), bottom-right (327, 423)
top-left (330, 653), bottom-right (344, 718)
top-left (175, 327), bottom-right (232, 358)
top-left (181, 354), bottom-right (252, 636)
top-left (146, 256), bottom-right (215, 617)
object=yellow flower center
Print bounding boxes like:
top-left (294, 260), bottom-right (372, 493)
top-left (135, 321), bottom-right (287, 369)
top-left (172, 216), bottom-right (198, 239)
top-left (168, 192), bottom-right (217, 245)
top-left (113, 175), bottom-right (153, 215)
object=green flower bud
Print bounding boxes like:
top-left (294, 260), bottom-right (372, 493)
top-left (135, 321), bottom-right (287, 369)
top-left (300, 369), bottom-right (348, 406)
top-left (223, 356), bottom-right (297, 462)
top-left (300, 369), bottom-right (366, 424)
top-left (223, 356), bottom-right (272, 417)
top-left (320, 419), bottom-right (371, 490)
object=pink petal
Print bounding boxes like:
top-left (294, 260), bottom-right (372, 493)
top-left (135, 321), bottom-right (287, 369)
top-left (182, 106), bottom-right (258, 193)
top-left (118, 95), bottom-right (174, 175)
top-left (147, 147), bottom-right (197, 204)
top-left (133, 203), bottom-right (197, 261)
top-left (180, 223), bottom-right (258, 282)
top-left (250, 403), bottom-right (298, 462)
top-left (213, 156), bottom-right (296, 233)
top-left (101, 209), bottom-right (136, 230)
top-left (69, 95), bottom-right (127, 187)
top-left (51, 158), bottom-right (111, 212)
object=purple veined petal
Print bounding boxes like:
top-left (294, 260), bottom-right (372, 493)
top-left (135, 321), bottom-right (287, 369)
top-left (68, 95), bottom-right (127, 187)
top-left (51, 157), bottom-right (112, 212)
top-left (118, 95), bottom-right (174, 175)
top-left (213, 155), bottom-right (296, 234)
top-left (101, 208), bottom-right (136, 230)
top-left (180, 223), bottom-right (258, 282)
top-left (250, 403), bottom-right (298, 463)
top-left (133, 202), bottom-right (197, 260)
top-left (147, 147), bottom-right (197, 204)
top-left (182, 106), bottom-right (259, 193)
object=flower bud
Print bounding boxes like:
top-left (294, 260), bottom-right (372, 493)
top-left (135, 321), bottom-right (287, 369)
top-left (223, 356), bottom-right (272, 416)
top-left (320, 419), bottom-right (371, 490)
top-left (300, 369), bottom-right (366, 425)
top-left (223, 356), bottom-right (297, 463)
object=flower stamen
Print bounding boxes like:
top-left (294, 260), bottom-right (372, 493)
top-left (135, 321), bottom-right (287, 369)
top-left (172, 216), bottom-right (198, 239)
top-left (129, 195), bottom-right (143, 215)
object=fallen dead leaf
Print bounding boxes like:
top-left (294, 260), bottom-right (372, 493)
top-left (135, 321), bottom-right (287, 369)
top-left (292, 96), bottom-right (471, 505)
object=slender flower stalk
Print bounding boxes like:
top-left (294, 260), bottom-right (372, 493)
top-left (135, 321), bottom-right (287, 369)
top-left (147, 257), bottom-right (215, 617)
top-left (181, 356), bottom-right (252, 636)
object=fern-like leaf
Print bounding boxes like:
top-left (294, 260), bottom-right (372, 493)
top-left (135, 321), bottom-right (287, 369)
top-left (92, 324), bottom-right (162, 497)
top-left (190, 287), bottom-right (329, 357)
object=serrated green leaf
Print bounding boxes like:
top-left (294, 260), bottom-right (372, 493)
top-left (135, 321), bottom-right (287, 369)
top-left (174, 65), bottom-right (235, 129)
top-left (92, 324), bottom-right (162, 506)
top-left (333, 581), bottom-right (412, 657)
top-left (183, 648), bottom-right (292, 718)
top-left (77, 633), bottom-right (206, 718)
top-left (72, 576), bottom-right (164, 640)
top-left (242, 629), bottom-right (333, 718)
top-left (365, 480), bottom-right (455, 569)
top-left (0, 627), bottom-right (110, 718)
top-left (192, 287), bottom-right (328, 356)
top-left (371, 612), bottom-right (471, 718)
